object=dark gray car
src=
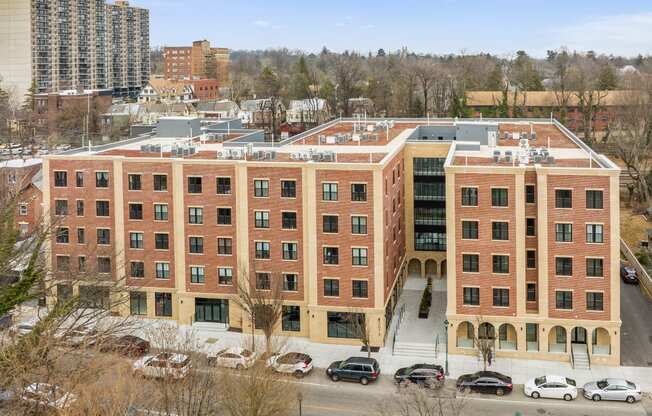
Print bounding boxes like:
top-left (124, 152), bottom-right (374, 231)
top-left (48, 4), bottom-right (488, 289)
top-left (326, 357), bottom-right (380, 385)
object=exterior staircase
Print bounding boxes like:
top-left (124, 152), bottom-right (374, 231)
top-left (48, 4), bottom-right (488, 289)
top-left (393, 341), bottom-right (439, 358)
top-left (571, 343), bottom-right (590, 370)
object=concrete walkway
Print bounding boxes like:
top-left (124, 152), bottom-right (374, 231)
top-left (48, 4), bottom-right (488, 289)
top-left (393, 277), bottom-right (446, 346)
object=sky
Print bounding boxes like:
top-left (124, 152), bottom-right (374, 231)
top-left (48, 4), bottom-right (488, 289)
top-left (139, 0), bottom-right (652, 57)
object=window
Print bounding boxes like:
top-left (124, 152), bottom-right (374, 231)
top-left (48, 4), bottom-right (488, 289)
top-left (55, 200), bottom-right (68, 216)
top-left (96, 201), bottom-right (109, 217)
top-left (129, 232), bottom-right (144, 249)
top-left (283, 274), bottom-right (298, 291)
top-left (463, 287), bottom-right (480, 306)
top-left (492, 222), bottom-right (509, 240)
top-left (461, 187), bottom-right (478, 206)
top-left (281, 180), bottom-right (296, 198)
top-left (254, 211), bottom-right (269, 228)
top-left (155, 293), bottom-right (172, 317)
top-left (190, 266), bottom-right (205, 283)
top-left (217, 238), bottom-right (232, 255)
top-left (525, 185), bottom-right (536, 203)
top-left (586, 258), bottom-right (604, 277)
top-left (78, 256), bottom-right (86, 272)
top-left (586, 190), bottom-right (603, 209)
top-left (188, 207), bottom-right (203, 224)
top-left (154, 204), bottom-right (168, 221)
top-left (155, 233), bottom-right (169, 250)
top-left (493, 288), bottom-right (509, 307)
top-left (282, 212), bottom-right (297, 229)
top-left (128, 203), bottom-right (143, 220)
top-left (282, 306), bottom-right (300, 331)
top-left (351, 216), bottom-right (367, 234)
top-left (352, 280), bottom-right (368, 298)
top-left (322, 183), bottom-right (338, 201)
top-left (462, 221), bottom-right (478, 239)
top-left (77, 228), bottom-right (85, 244)
top-left (283, 242), bottom-right (298, 260)
top-left (256, 272), bottom-right (270, 290)
top-left (462, 254), bottom-right (479, 273)
top-left (586, 224), bottom-right (604, 243)
top-left (155, 262), bottom-right (170, 279)
top-left (586, 292), bottom-right (604, 311)
top-left (128, 174), bottom-right (142, 190)
top-left (216, 177), bottom-right (231, 194)
top-left (56, 256), bottom-right (70, 272)
top-left (218, 267), bottom-right (233, 285)
top-left (130, 292), bottom-right (147, 315)
top-left (323, 215), bottom-right (338, 233)
top-left (217, 208), bottom-right (231, 225)
top-left (75, 171), bottom-right (84, 187)
top-left (54, 171), bottom-right (67, 187)
top-left (97, 229), bottom-right (110, 245)
top-left (555, 291), bottom-right (572, 309)
top-left (526, 218), bottom-right (536, 237)
top-left (555, 189), bottom-right (572, 208)
top-left (255, 241), bottom-right (270, 259)
top-left (492, 255), bottom-right (509, 274)
top-left (324, 279), bottom-right (339, 297)
top-left (96, 172), bottom-right (109, 188)
top-left (352, 248), bottom-right (368, 266)
top-left (415, 232), bottom-right (446, 251)
top-left (254, 179), bottom-right (269, 197)
top-left (153, 174), bottom-right (167, 191)
top-left (351, 183), bottom-right (367, 201)
top-left (323, 247), bottom-right (339, 265)
top-left (188, 177), bottom-right (202, 193)
top-left (189, 237), bottom-right (204, 254)
top-left (130, 261), bottom-right (144, 278)
top-left (76, 200), bottom-right (84, 216)
top-left (18, 203), bottom-right (28, 216)
top-left (527, 283), bottom-right (537, 302)
top-left (56, 227), bottom-right (69, 243)
top-left (555, 223), bottom-right (572, 242)
top-left (491, 188), bottom-right (508, 207)
top-left (98, 257), bottom-right (111, 274)
top-left (555, 257), bottom-right (573, 276)
top-left (526, 250), bottom-right (536, 269)
top-left (327, 312), bottom-right (363, 339)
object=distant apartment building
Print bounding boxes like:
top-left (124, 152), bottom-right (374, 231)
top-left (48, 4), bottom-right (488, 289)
top-left (0, 158), bottom-right (43, 238)
top-left (0, 0), bottom-right (149, 99)
top-left (34, 89), bottom-right (114, 135)
top-left (164, 40), bottom-right (229, 85)
top-left (43, 116), bottom-right (621, 366)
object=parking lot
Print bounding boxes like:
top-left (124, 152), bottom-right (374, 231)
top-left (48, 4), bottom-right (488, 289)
top-left (620, 280), bottom-right (652, 367)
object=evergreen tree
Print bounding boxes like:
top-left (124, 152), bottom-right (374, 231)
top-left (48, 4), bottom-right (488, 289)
top-left (486, 64), bottom-right (503, 90)
top-left (597, 65), bottom-right (618, 90)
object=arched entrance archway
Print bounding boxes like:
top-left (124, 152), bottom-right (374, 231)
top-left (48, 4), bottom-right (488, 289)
top-left (548, 326), bottom-right (567, 353)
top-left (407, 259), bottom-right (422, 277)
top-left (592, 328), bottom-right (611, 355)
top-left (440, 260), bottom-right (447, 278)
top-left (498, 323), bottom-right (517, 351)
top-left (456, 321), bottom-right (474, 348)
top-left (425, 259), bottom-right (438, 278)
top-left (571, 327), bottom-right (587, 344)
top-left (479, 322), bottom-right (495, 340)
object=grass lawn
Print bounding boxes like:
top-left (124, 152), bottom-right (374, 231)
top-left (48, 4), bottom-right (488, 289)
top-left (620, 208), bottom-right (650, 249)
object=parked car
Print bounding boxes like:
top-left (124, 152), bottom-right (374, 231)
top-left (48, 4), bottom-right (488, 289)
top-left (97, 335), bottom-right (150, 357)
top-left (58, 325), bottom-right (98, 348)
top-left (9, 317), bottom-right (39, 337)
top-left (326, 357), bottom-right (380, 385)
top-left (456, 371), bottom-right (513, 396)
top-left (620, 262), bottom-right (639, 284)
top-left (208, 347), bottom-right (257, 370)
top-left (132, 352), bottom-right (191, 379)
top-left (267, 352), bottom-right (313, 378)
top-left (524, 375), bottom-right (577, 400)
top-left (20, 383), bottom-right (76, 410)
top-left (394, 364), bottom-right (445, 389)
top-left (583, 378), bottom-right (642, 403)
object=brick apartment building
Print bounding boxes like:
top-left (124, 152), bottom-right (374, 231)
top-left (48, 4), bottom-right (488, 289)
top-left (33, 89), bottom-right (114, 135)
top-left (0, 158), bottom-right (43, 238)
top-left (164, 40), bottom-right (229, 85)
top-left (42, 116), bottom-right (620, 365)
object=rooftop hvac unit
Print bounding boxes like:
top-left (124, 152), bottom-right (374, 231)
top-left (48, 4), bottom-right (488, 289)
top-left (366, 124), bottom-right (374, 132)
top-left (311, 153), bottom-right (322, 162)
top-left (170, 148), bottom-right (178, 157)
top-left (522, 132), bottom-right (528, 140)
top-left (547, 156), bottom-right (555, 164)
top-left (493, 150), bottom-right (501, 163)
top-left (488, 131), bottom-right (497, 148)
top-left (372, 134), bottom-right (379, 142)
top-left (216, 150), bottom-right (226, 159)
top-left (512, 132), bottom-right (520, 140)
top-left (519, 138), bottom-right (529, 148)
top-left (326, 136), bottom-right (336, 144)
top-left (189, 147), bottom-right (196, 155)
top-left (289, 153), bottom-right (299, 161)
top-left (302, 152), bottom-right (311, 161)
top-left (322, 152), bottom-right (335, 162)
top-left (336, 136), bottom-right (346, 144)
top-left (140, 144), bottom-right (149, 152)
top-left (352, 134), bottom-right (361, 142)
top-left (246, 143), bottom-right (254, 155)
top-left (152, 145), bottom-right (161, 153)
top-left (533, 155), bottom-right (542, 163)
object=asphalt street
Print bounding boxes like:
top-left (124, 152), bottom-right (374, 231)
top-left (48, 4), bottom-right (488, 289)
top-left (620, 280), bottom-right (652, 367)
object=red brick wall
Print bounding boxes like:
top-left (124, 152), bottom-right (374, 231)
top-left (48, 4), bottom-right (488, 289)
top-left (316, 169), bottom-right (375, 308)
top-left (14, 184), bottom-right (42, 236)
top-left (382, 151), bottom-right (406, 302)
top-left (546, 175), bottom-right (611, 321)
top-left (455, 173), bottom-right (517, 317)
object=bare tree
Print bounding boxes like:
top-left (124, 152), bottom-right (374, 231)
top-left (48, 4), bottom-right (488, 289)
top-left (377, 383), bottom-right (466, 416)
top-left (413, 60), bottom-right (438, 117)
top-left (568, 59), bottom-right (609, 144)
top-left (232, 268), bottom-right (284, 358)
top-left (347, 311), bottom-right (372, 358)
top-left (332, 53), bottom-right (364, 117)
top-left (471, 317), bottom-right (495, 372)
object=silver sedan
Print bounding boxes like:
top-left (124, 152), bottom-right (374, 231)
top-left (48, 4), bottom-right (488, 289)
top-left (583, 378), bottom-right (641, 403)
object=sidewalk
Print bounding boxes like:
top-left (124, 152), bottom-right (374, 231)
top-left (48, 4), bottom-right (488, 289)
top-left (134, 318), bottom-right (652, 393)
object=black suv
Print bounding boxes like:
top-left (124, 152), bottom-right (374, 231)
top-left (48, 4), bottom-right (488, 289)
top-left (394, 364), bottom-right (445, 389)
top-left (456, 371), bottom-right (513, 396)
top-left (326, 357), bottom-right (380, 385)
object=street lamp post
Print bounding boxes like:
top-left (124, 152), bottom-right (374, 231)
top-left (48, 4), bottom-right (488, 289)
top-left (297, 391), bottom-right (303, 416)
top-left (444, 319), bottom-right (449, 376)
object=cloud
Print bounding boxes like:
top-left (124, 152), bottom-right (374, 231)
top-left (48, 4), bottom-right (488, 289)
top-left (253, 20), bottom-right (270, 28)
top-left (551, 12), bottom-right (652, 56)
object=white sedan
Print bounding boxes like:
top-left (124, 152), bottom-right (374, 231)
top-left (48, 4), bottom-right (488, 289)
top-left (21, 383), bottom-right (77, 410)
top-left (524, 375), bottom-right (577, 400)
top-left (132, 352), bottom-right (191, 379)
top-left (267, 352), bottom-right (313, 378)
top-left (208, 347), bottom-right (257, 370)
